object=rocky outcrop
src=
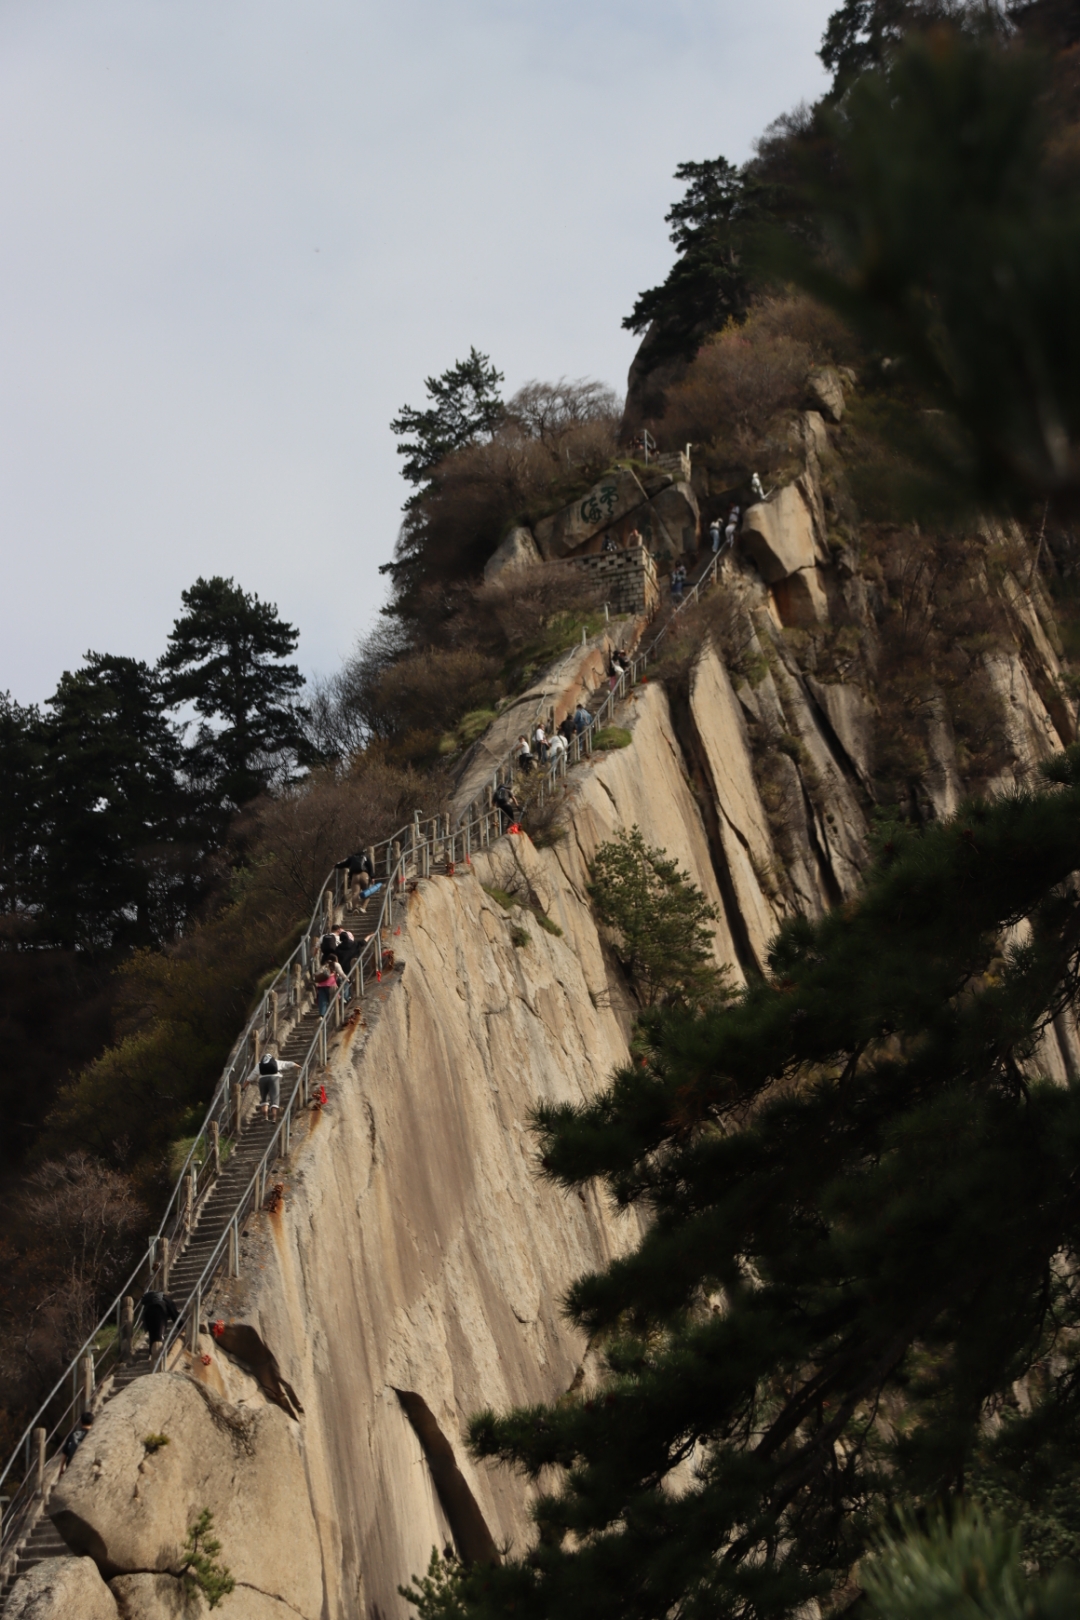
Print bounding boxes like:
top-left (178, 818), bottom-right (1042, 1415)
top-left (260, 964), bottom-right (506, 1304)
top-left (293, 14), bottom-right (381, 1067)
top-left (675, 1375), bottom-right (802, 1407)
top-left (741, 483), bottom-right (829, 627)
top-left (5, 1557), bottom-right (117, 1620)
top-left (649, 481), bottom-right (700, 556)
top-left (484, 526), bottom-right (542, 581)
top-left (806, 366), bottom-right (847, 422)
top-left (49, 1376), bottom-right (321, 1618)
top-left (534, 469), bottom-right (649, 558)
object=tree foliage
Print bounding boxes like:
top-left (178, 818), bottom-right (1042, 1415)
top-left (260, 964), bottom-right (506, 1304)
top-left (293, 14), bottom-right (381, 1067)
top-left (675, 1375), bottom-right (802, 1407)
top-left (416, 753), bottom-right (1080, 1620)
top-left (181, 1509), bottom-right (235, 1610)
top-left (795, 28), bottom-right (1080, 509)
top-left (390, 348), bottom-right (506, 507)
top-left (587, 827), bottom-right (723, 1007)
top-left (160, 575), bottom-right (310, 813)
top-left (861, 1505), bottom-right (1078, 1620)
top-left (623, 159), bottom-right (778, 365)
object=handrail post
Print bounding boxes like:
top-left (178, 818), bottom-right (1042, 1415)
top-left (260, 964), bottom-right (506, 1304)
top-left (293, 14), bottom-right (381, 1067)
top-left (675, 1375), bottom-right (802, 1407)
top-left (393, 840), bottom-right (401, 883)
top-left (324, 887), bottom-right (334, 930)
top-left (291, 960), bottom-right (302, 1010)
top-left (188, 1288), bottom-right (201, 1354)
top-left (183, 1173), bottom-right (194, 1236)
top-left (33, 1429), bottom-right (45, 1498)
top-left (209, 1121), bottom-right (220, 1178)
top-left (231, 1082), bottom-right (242, 1137)
top-left (159, 1235), bottom-right (170, 1293)
top-left (283, 1110), bottom-right (291, 1158)
top-left (120, 1296), bottom-right (134, 1363)
top-left (271, 989), bottom-right (279, 1044)
top-left (229, 1219), bottom-right (240, 1278)
top-left (252, 1028), bottom-right (261, 1069)
top-left (80, 1354), bottom-right (94, 1411)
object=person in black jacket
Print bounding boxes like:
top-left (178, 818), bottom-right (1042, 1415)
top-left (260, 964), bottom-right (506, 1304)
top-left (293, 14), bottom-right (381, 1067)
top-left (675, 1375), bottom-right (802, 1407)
top-left (141, 1288), bottom-right (180, 1359)
top-left (336, 851), bottom-right (375, 904)
top-left (60, 1411), bottom-right (94, 1472)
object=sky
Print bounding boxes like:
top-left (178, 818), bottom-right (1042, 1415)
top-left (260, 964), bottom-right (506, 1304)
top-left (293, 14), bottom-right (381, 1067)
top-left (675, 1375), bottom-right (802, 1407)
top-left (0, 0), bottom-right (836, 706)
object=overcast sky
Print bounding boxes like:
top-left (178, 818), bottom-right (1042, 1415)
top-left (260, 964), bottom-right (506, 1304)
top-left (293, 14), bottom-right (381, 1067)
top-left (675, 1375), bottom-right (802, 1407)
top-left (0, 0), bottom-right (835, 706)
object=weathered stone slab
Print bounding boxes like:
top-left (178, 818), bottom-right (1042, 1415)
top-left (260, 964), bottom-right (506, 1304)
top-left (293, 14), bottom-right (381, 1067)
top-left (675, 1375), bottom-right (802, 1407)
top-left (534, 469), bottom-right (649, 558)
top-left (806, 677), bottom-right (876, 790)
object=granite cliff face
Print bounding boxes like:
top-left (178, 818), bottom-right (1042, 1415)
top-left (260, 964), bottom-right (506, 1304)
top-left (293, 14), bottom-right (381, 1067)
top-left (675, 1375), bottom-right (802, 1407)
top-left (12, 422), bottom-right (1079, 1618)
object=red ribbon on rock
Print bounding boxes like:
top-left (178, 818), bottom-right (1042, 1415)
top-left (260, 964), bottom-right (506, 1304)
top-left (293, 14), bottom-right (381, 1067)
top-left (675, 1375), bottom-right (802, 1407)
top-left (212, 1320), bottom-right (224, 1339)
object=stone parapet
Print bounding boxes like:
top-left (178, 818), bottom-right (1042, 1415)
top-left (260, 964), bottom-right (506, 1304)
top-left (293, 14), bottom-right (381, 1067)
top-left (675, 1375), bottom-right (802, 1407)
top-left (568, 545), bottom-right (659, 616)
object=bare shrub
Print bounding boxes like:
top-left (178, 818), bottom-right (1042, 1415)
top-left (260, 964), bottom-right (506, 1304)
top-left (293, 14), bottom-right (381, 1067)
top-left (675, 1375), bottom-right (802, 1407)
top-left (384, 379), bottom-right (622, 609)
top-left (465, 565), bottom-right (605, 653)
top-left (245, 757), bottom-right (435, 918)
top-left (662, 322), bottom-right (812, 450)
top-left (0, 1153), bottom-right (147, 1429)
top-left (752, 293), bottom-right (860, 367)
top-left (374, 648), bottom-right (502, 740)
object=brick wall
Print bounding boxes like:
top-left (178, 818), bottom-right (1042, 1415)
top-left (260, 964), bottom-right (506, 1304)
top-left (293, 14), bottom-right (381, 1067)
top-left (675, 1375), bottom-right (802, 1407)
top-left (567, 545), bottom-right (659, 616)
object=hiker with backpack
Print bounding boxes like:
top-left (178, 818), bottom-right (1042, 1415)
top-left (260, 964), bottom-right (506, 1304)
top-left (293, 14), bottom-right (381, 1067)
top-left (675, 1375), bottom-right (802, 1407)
top-left (140, 1287), bottom-right (180, 1361)
top-left (314, 958), bottom-right (344, 1019)
top-left (247, 1048), bottom-right (300, 1122)
top-left (493, 781), bottom-right (521, 832)
top-left (59, 1411), bottom-right (94, 1472)
top-left (336, 850), bottom-right (375, 904)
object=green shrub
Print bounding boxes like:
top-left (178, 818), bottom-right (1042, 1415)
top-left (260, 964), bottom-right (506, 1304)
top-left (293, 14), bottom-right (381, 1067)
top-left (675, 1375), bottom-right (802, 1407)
top-left (510, 926), bottom-right (531, 948)
top-left (181, 1509), bottom-right (235, 1610)
top-left (592, 727), bottom-right (632, 750)
top-left (482, 886), bottom-right (517, 911)
top-left (143, 1432), bottom-right (170, 1453)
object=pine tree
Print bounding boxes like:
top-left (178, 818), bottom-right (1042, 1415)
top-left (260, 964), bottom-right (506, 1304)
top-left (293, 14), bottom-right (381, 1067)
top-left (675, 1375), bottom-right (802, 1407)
top-left (794, 27), bottom-right (1080, 509)
top-left (0, 692), bottom-right (46, 925)
top-left (160, 575), bottom-right (310, 813)
top-left (412, 753), bottom-right (1080, 1620)
top-left (623, 159), bottom-right (777, 365)
top-left (587, 827), bottom-right (723, 1007)
top-left (389, 348), bottom-right (505, 508)
top-left (37, 654), bottom-right (193, 952)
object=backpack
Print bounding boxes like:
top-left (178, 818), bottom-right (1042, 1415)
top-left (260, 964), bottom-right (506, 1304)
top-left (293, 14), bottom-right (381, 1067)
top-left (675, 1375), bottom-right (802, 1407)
top-left (259, 1055), bottom-right (279, 1076)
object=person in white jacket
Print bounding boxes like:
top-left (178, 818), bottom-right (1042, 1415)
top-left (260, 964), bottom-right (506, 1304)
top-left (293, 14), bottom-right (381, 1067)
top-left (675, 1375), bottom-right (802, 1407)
top-left (246, 1049), bottom-right (300, 1123)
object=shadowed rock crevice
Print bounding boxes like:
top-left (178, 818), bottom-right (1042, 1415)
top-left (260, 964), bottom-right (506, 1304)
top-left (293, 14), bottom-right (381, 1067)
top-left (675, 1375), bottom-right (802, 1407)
top-left (394, 1392), bottom-right (500, 1567)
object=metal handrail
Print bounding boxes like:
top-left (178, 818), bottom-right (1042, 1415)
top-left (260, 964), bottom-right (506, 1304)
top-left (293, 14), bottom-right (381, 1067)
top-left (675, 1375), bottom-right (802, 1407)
top-left (0, 801), bottom-right (507, 1580)
top-left (463, 544), bottom-right (726, 821)
top-left (0, 551), bottom-right (725, 1574)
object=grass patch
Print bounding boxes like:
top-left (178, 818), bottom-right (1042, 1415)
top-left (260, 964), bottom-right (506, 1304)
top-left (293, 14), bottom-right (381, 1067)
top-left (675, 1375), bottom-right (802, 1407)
top-left (482, 886), bottom-right (517, 911)
top-left (144, 1433), bottom-right (170, 1453)
top-left (511, 926), bottom-right (532, 948)
top-left (593, 726), bottom-right (632, 750)
top-left (533, 911), bottom-right (563, 937)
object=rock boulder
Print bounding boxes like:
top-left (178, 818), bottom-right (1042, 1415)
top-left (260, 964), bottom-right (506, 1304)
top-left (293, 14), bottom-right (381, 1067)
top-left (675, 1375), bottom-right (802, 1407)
top-left (483, 526), bottom-right (542, 581)
top-left (806, 366), bottom-right (846, 422)
top-left (648, 481), bottom-right (700, 556)
top-left (741, 485), bottom-right (828, 626)
top-left (5, 1556), bottom-right (119, 1620)
top-left (110, 1572), bottom-right (291, 1618)
top-left (49, 1374), bottom-right (321, 1620)
top-left (534, 469), bottom-right (648, 558)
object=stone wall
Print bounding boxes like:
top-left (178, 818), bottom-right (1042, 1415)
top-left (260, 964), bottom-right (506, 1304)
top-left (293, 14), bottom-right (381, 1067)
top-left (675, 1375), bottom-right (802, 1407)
top-left (568, 545), bottom-right (659, 615)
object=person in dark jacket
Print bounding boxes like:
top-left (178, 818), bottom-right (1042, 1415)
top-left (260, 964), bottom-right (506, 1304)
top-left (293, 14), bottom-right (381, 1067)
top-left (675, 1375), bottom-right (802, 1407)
top-left (141, 1288), bottom-right (180, 1358)
top-left (493, 782), bottom-right (521, 832)
top-left (336, 851), bottom-right (375, 903)
top-left (60, 1411), bottom-right (94, 1472)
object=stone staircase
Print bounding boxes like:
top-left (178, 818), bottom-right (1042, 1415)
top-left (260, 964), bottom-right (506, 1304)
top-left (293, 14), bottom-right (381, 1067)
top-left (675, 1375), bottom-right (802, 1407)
top-left (0, 892), bottom-right (399, 1609)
